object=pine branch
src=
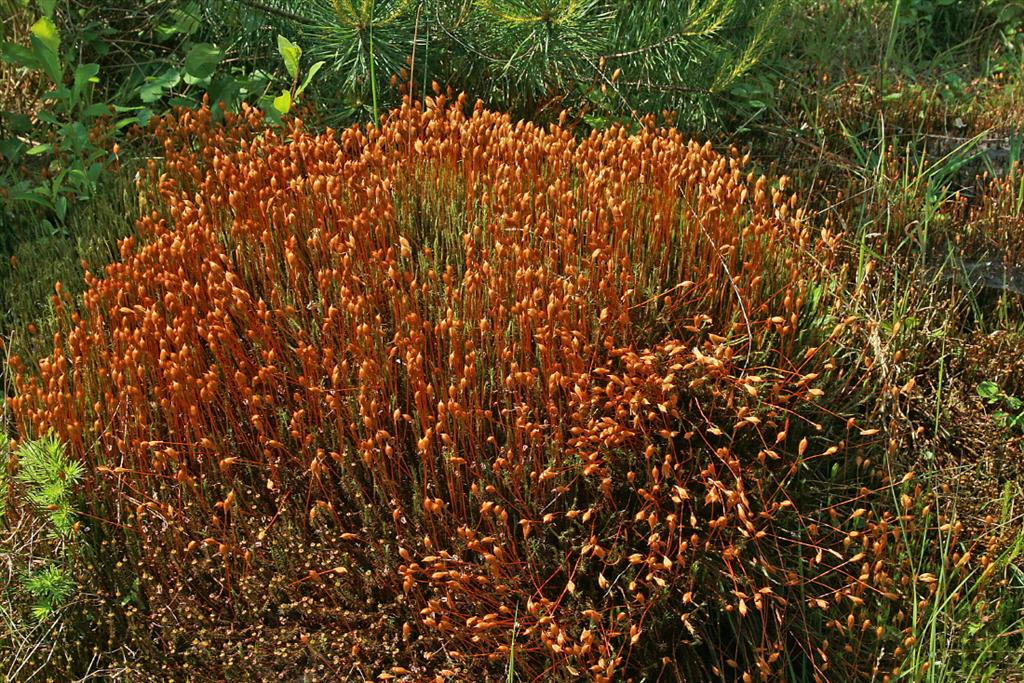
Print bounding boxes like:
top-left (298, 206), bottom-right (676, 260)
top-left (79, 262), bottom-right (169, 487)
top-left (228, 0), bottom-right (311, 24)
top-left (603, 29), bottom-right (720, 61)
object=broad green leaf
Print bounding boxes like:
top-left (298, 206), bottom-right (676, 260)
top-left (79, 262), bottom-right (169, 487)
top-left (116, 108), bottom-right (152, 129)
top-left (139, 68), bottom-right (181, 103)
top-left (297, 60), bottom-right (325, 97)
top-left (37, 0), bottom-right (57, 18)
top-left (273, 89), bottom-right (291, 114)
top-left (86, 161), bottom-right (104, 184)
top-left (978, 381), bottom-right (1001, 400)
top-left (184, 43), bottom-right (223, 79)
top-left (260, 96), bottom-right (283, 126)
top-left (4, 112), bottom-right (32, 134)
top-left (82, 102), bottom-right (112, 117)
top-left (206, 74), bottom-right (240, 108)
top-left (30, 34), bottom-right (61, 82)
top-left (0, 40), bottom-right (39, 69)
top-left (155, 3), bottom-right (201, 40)
top-left (72, 63), bottom-right (100, 104)
top-left (0, 138), bottom-right (24, 161)
top-left (10, 190), bottom-right (53, 209)
top-left (26, 143), bottom-right (52, 155)
top-left (277, 34), bottom-right (301, 81)
top-left (30, 16), bottom-right (60, 55)
top-left (63, 121), bottom-right (88, 153)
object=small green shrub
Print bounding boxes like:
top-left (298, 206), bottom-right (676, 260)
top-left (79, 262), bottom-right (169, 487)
top-left (0, 7), bottom-right (130, 240)
top-left (209, 0), bottom-right (785, 129)
top-left (0, 3), bottom-right (232, 251)
top-left (978, 380), bottom-right (1024, 434)
top-left (0, 430), bottom-right (136, 679)
top-left (0, 432), bottom-right (80, 680)
top-left (1, 433), bottom-right (83, 619)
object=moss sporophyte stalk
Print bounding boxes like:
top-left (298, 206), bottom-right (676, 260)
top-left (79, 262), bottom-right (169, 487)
top-left (4, 96), bottom-right (944, 680)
